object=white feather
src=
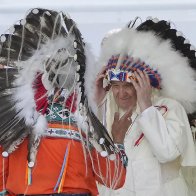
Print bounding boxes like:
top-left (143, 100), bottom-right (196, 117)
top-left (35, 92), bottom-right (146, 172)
top-left (74, 110), bottom-right (89, 133)
top-left (84, 43), bottom-right (98, 113)
top-left (32, 115), bottom-right (48, 135)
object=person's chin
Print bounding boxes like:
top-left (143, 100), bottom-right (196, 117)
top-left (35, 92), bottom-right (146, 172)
top-left (119, 103), bottom-right (129, 111)
top-left (119, 100), bottom-right (136, 111)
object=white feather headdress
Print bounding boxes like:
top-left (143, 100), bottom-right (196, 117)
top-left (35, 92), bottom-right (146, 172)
top-left (96, 18), bottom-right (196, 113)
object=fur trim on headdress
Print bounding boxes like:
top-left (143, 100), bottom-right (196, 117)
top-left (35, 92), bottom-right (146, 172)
top-left (98, 25), bottom-right (196, 113)
top-left (84, 43), bottom-right (97, 113)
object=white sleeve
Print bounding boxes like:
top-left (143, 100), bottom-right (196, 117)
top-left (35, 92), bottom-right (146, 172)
top-left (137, 102), bottom-right (188, 163)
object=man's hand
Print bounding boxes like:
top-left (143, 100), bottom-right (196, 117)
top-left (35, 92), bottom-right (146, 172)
top-left (111, 108), bottom-right (132, 144)
top-left (94, 66), bottom-right (110, 105)
top-left (131, 69), bottom-right (152, 112)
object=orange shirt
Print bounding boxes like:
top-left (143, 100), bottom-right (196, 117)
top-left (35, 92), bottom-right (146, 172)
top-left (0, 137), bottom-right (126, 196)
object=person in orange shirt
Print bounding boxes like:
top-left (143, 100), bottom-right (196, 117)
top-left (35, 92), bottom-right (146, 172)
top-left (0, 8), bottom-right (128, 196)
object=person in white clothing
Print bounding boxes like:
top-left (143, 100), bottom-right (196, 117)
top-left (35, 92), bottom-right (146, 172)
top-left (94, 17), bottom-right (196, 196)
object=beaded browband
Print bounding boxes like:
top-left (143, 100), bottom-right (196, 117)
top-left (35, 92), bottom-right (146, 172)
top-left (105, 55), bottom-right (161, 89)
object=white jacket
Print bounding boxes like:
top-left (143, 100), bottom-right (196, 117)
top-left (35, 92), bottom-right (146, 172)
top-left (99, 96), bottom-right (196, 196)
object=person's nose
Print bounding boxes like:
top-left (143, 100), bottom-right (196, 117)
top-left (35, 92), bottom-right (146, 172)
top-left (119, 87), bottom-right (127, 98)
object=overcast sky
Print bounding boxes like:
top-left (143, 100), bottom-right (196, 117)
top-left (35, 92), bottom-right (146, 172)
top-left (0, 0), bottom-right (195, 55)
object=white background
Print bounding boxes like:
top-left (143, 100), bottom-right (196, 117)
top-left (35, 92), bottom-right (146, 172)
top-left (0, 0), bottom-right (196, 56)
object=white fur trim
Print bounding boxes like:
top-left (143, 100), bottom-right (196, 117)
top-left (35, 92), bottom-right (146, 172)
top-left (84, 43), bottom-right (98, 113)
top-left (74, 110), bottom-right (89, 134)
top-left (13, 74), bottom-right (38, 126)
top-left (32, 115), bottom-right (48, 135)
top-left (41, 72), bottom-right (53, 90)
top-left (12, 35), bottom-right (78, 126)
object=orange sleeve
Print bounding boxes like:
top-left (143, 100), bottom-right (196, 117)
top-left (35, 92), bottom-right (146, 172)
top-left (0, 147), bottom-right (9, 192)
top-left (91, 149), bottom-right (126, 190)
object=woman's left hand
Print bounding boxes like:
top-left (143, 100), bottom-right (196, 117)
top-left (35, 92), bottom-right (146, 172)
top-left (131, 69), bottom-right (152, 112)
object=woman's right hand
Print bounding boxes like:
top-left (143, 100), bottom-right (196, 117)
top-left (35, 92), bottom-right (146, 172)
top-left (94, 66), bottom-right (110, 106)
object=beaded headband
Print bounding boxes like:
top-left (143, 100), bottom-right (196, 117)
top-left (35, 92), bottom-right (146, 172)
top-left (105, 55), bottom-right (161, 89)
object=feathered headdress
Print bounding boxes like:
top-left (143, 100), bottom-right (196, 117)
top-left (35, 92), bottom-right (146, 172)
top-left (0, 8), bottom-right (116, 167)
top-left (97, 17), bottom-right (196, 114)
